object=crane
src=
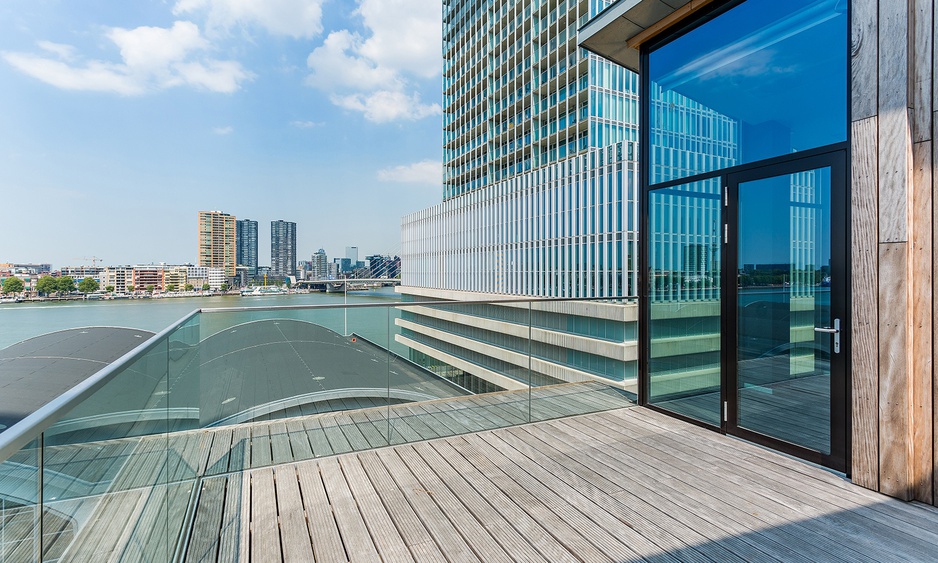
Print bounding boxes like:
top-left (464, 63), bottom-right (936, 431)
top-left (75, 256), bottom-right (103, 268)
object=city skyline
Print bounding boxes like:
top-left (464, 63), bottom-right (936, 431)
top-left (0, 0), bottom-right (442, 267)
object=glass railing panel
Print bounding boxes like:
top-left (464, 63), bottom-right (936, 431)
top-left (42, 336), bottom-right (173, 562)
top-left (526, 298), bottom-right (638, 423)
top-left (0, 439), bottom-right (40, 562)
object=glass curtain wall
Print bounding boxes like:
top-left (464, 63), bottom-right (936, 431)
top-left (644, 0), bottom-right (847, 427)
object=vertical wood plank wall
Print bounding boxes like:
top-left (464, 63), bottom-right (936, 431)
top-left (851, 0), bottom-right (936, 504)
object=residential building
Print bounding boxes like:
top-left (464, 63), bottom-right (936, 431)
top-left (236, 219), bottom-right (258, 276)
top-left (345, 246), bottom-right (358, 264)
top-left (310, 249), bottom-right (328, 280)
top-left (270, 220), bottom-right (296, 278)
top-left (132, 265), bottom-right (164, 291)
top-left (398, 0), bottom-right (639, 393)
top-left (163, 266), bottom-right (188, 290)
top-left (197, 211), bottom-right (237, 277)
top-left (99, 266), bottom-right (134, 293)
top-left (59, 266), bottom-right (102, 282)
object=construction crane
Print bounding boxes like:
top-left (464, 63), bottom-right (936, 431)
top-left (75, 256), bottom-right (103, 268)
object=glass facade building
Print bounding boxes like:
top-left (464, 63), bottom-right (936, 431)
top-left (400, 0), bottom-right (641, 394)
top-left (270, 220), bottom-right (297, 278)
top-left (236, 218), bottom-right (258, 276)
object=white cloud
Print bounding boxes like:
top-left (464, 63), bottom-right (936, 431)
top-left (213, 126), bottom-right (234, 135)
top-left (306, 0), bottom-right (441, 123)
top-left (2, 21), bottom-right (253, 95)
top-left (37, 41), bottom-right (77, 61)
top-left (290, 120), bottom-right (321, 128)
top-left (377, 159), bottom-right (441, 185)
top-left (173, 0), bottom-right (325, 38)
top-left (333, 90), bottom-right (440, 123)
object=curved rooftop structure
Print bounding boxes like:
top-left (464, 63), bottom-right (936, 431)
top-left (0, 327), bottom-right (155, 432)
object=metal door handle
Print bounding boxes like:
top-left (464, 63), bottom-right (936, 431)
top-left (814, 318), bottom-right (841, 353)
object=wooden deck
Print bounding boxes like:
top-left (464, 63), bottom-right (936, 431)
top-left (179, 407), bottom-right (938, 562)
top-left (6, 393), bottom-right (938, 561)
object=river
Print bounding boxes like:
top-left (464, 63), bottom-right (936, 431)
top-left (0, 287), bottom-right (403, 351)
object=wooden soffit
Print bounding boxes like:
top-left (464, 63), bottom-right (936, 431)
top-left (578, 0), bottom-right (717, 72)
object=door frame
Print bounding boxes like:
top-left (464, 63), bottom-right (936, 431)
top-left (722, 150), bottom-right (849, 472)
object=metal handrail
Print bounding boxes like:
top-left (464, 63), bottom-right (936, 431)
top-left (0, 309), bottom-right (199, 462)
top-left (0, 295), bottom-right (639, 463)
top-left (201, 295), bottom-right (639, 313)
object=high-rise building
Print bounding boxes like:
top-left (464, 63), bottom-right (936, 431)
top-left (345, 246), bottom-right (358, 264)
top-left (397, 0), bottom-right (640, 392)
top-left (310, 249), bottom-right (328, 280)
top-left (270, 220), bottom-right (297, 277)
top-left (236, 219), bottom-right (258, 276)
top-left (198, 211), bottom-right (237, 277)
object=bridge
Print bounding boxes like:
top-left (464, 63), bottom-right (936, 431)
top-left (293, 278), bottom-right (401, 292)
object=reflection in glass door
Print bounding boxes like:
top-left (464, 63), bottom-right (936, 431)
top-left (731, 162), bottom-right (842, 461)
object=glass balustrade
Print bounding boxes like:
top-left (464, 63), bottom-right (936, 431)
top-left (0, 296), bottom-right (636, 561)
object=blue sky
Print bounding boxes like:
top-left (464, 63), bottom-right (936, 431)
top-left (0, 0), bottom-right (442, 268)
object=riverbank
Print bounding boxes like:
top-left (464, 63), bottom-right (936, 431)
top-left (0, 287), bottom-right (402, 351)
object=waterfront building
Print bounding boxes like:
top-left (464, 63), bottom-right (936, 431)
top-left (236, 219), bottom-right (258, 276)
top-left (345, 246), bottom-right (358, 264)
top-left (197, 211), bottom-right (237, 277)
top-left (59, 266), bottom-right (102, 283)
top-left (270, 220), bottom-right (297, 278)
top-left (163, 266), bottom-right (188, 290)
top-left (132, 265), bottom-right (164, 291)
top-left (99, 266), bottom-right (134, 293)
top-left (398, 0), bottom-right (640, 392)
top-left (366, 254), bottom-right (400, 279)
top-left (0, 263), bottom-right (51, 275)
top-left (309, 249), bottom-right (328, 280)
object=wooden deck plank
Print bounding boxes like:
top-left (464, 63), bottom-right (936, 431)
top-left (204, 428), bottom-right (233, 476)
top-left (446, 435), bottom-right (616, 562)
top-left (272, 465), bottom-right (315, 562)
top-left (409, 441), bottom-right (549, 562)
top-left (285, 419), bottom-right (314, 462)
top-left (249, 469), bottom-right (282, 563)
top-left (227, 427), bottom-right (251, 473)
top-left (545, 417), bottom-right (834, 563)
top-left (319, 417), bottom-right (354, 455)
top-left (374, 448), bottom-right (480, 562)
top-left (319, 457), bottom-right (382, 562)
top-left (355, 450), bottom-right (446, 556)
top-left (184, 477), bottom-right (227, 563)
top-left (621, 408), bottom-right (938, 557)
top-left (215, 472), bottom-right (250, 563)
top-left (338, 455), bottom-right (417, 562)
top-left (591, 410), bottom-right (911, 562)
top-left (295, 462), bottom-right (347, 563)
top-left (268, 422), bottom-right (294, 466)
top-left (301, 416), bottom-right (335, 458)
top-left (473, 431), bottom-right (689, 563)
top-left (249, 425), bottom-right (273, 469)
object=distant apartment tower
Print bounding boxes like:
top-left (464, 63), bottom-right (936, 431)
top-left (236, 219), bottom-right (258, 275)
top-left (310, 249), bottom-right (328, 280)
top-left (198, 211), bottom-right (237, 276)
top-left (345, 246), bottom-right (358, 264)
top-left (270, 220), bottom-right (297, 277)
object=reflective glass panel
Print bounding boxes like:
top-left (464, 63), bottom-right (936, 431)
top-left (737, 167), bottom-right (832, 454)
top-left (648, 178), bottom-right (722, 425)
top-left (648, 0), bottom-right (847, 185)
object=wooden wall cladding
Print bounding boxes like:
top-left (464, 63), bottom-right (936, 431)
top-left (851, 0), bottom-right (935, 505)
top-left (851, 117), bottom-right (880, 491)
